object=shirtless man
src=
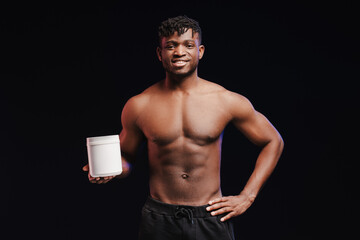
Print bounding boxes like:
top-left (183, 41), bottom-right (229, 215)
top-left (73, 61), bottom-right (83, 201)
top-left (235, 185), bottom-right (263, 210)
top-left (83, 16), bottom-right (284, 240)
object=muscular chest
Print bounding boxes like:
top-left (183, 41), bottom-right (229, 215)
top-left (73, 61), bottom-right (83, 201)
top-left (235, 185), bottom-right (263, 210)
top-left (138, 94), bottom-right (230, 145)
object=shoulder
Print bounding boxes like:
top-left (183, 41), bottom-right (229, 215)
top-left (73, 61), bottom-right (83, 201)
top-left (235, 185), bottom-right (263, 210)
top-left (198, 79), bottom-right (255, 120)
top-left (198, 79), bottom-right (246, 102)
top-left (123, 82), bottom-right (161, 111)
top-left (123, 93), bottom-right (147, 116)
top-left (198, 78), bottom-right (226, 94)
top-left (217, 86), bottom-right (255, 121)
top-left (122, 82), bottom-right (160, 123)
top-left (221, 89), bottom-right (252, 107)
top-left (199, 79), bottom-right (250, 105)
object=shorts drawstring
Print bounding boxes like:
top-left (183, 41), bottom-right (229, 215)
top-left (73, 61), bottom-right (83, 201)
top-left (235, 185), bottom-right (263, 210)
top-left (175, 207), bottom-right (194, 224)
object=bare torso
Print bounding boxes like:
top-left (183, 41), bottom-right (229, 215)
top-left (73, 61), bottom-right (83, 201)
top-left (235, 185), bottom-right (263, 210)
top-left (87, 26), bottom-right (283, 217)
top-left (136, 79), bottom-right (233, 205)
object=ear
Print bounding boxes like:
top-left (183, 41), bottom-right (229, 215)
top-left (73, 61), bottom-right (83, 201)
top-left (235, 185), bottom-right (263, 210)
top-left (198, 45), bottom-right (205, 60)
top-left (156, 46), bottom-right (162, 61)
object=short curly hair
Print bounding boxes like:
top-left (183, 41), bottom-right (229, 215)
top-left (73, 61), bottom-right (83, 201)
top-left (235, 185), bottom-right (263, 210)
top-left (158, 15), bottom-right (202, 45)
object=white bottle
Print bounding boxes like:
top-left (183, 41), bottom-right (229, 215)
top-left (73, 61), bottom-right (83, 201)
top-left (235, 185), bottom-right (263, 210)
top-left (86, 135), bottom-right (122, 177)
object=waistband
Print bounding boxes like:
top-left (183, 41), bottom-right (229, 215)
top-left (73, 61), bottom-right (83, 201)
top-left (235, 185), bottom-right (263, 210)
top-left (144, 197), bottom-right (211, 218)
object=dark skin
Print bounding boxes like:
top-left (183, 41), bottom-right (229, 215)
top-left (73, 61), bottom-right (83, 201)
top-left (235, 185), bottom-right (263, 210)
top-left (83, 29), bottom-right (284, 222)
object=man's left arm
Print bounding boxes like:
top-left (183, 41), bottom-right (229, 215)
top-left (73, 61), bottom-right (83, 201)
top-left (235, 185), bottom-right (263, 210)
top-left (207, 92), bottom-right (284, 222)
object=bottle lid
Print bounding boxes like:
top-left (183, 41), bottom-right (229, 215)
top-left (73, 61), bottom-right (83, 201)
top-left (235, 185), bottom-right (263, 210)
top-left (86, 135), bottom-right (120, 146)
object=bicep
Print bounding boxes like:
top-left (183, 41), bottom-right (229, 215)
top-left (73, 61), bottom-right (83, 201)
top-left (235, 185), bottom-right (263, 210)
top-left (120, 125), bottom-right (144, 151)
top-left (228, 93), bottom-right (279, 147)
top-left (119, 98), bottom-right (145, 160)
top-left (233, 110), bottom-right (278, 146)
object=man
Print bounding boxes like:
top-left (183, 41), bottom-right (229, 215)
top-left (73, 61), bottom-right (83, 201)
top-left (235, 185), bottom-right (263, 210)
top-left (83, 16), bottom-right (284, 240)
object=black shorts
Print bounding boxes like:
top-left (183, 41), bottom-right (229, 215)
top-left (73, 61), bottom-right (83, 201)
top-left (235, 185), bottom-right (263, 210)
top-left (138, 197), bottom-right (235, 240)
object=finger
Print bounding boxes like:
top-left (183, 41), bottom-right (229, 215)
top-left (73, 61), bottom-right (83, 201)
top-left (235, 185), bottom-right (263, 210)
top-left (98, 178), bottom-right (107, 184)
top-left (100, 177), bottom-right (111, 184)
top-left (103, 177), bottom-right (111, 182)
top-left (103, 176), bottom-right (114, 182)
top-left (210, 207), bottom-right (232, 216)
top-left (208, 197), bottom-right (227, 205)
top-left (220, 212), bottom-right (236, 222)
top-left (96, 178), bottom-right (104, 184)
top-left (206, 202), bottom-right (227, 211)
top-left (89, 178), bottom-right (97, 183)
top-left (88, 173), bottom-right (96, 181)
top-left (83, 164), bottom-right (89, 171)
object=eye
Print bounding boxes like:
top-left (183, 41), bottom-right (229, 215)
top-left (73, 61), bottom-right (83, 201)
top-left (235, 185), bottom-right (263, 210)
top-left (186, 44), bottom-right (195, 48)
top-left (165, 45), bottom-right (175, 49)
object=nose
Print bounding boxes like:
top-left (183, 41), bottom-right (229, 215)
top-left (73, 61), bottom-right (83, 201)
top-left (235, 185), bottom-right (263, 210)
top-left (174, 45), bottom-right (186, 56)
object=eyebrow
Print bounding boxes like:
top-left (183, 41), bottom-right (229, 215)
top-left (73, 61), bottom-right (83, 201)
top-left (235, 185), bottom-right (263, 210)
top-left (165, 39), bottom-right (196, 44)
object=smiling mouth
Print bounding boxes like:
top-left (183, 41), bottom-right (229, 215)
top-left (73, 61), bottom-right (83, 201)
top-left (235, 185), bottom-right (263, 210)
top-left (171, 59), bottom-right (189, 67)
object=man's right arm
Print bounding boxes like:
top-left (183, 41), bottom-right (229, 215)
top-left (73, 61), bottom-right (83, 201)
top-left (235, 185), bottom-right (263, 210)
top-left (117, 95), bottom-right (146, 178)
top-left (83, 95), bottom-right (146, 183)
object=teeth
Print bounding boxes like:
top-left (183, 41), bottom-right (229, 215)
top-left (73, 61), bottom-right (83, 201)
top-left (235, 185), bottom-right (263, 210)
top-left (172, 60), bottom-right (187, 67)
top-left (173, 61), bottom-right (186, 64)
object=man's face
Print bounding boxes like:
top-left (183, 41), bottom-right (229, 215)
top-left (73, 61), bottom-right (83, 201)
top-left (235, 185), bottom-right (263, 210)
top-left (157, 29), bottom-right (205, 77)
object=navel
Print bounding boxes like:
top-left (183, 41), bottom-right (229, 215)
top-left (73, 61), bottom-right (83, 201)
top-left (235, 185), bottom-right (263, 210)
top-left (181, 173), bottom-right (189, 179)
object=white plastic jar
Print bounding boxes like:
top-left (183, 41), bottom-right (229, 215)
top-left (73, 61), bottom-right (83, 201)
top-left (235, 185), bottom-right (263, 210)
top-left (86, 135), bottom-right (122, 177)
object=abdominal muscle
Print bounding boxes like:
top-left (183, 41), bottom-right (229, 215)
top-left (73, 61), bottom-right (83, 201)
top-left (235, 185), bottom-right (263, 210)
top-left (147, 138), bottom-right (223, 206)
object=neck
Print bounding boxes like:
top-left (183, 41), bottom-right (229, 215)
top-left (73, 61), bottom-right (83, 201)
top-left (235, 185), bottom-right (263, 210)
top-left (164, 69), bottom-right (199, 92)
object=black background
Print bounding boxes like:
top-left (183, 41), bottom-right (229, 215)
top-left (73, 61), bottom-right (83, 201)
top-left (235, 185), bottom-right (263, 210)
top-left (1, 1), bottom-right (358, 239)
